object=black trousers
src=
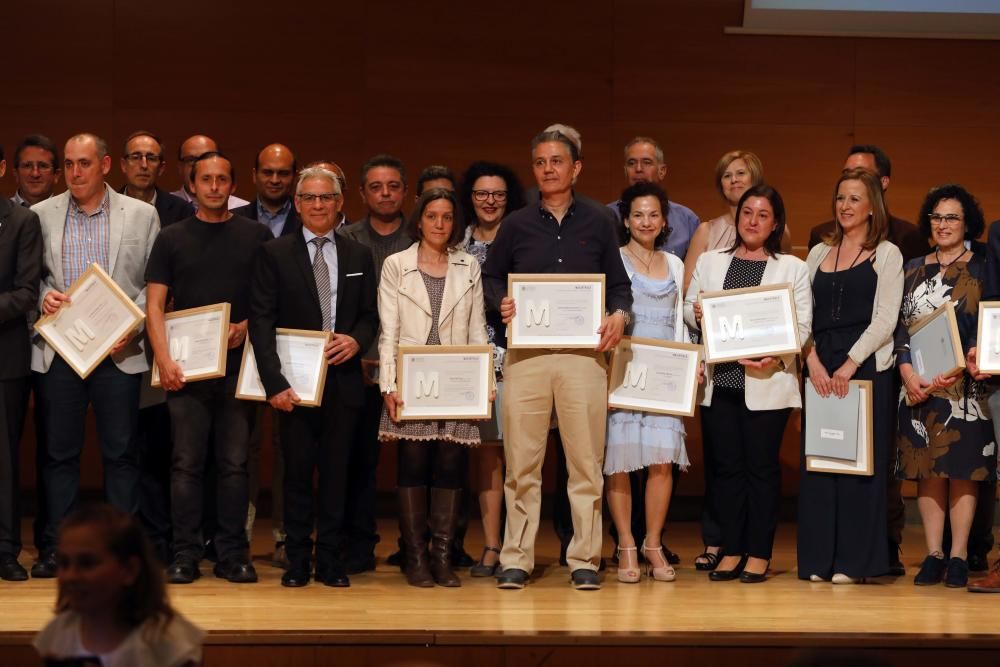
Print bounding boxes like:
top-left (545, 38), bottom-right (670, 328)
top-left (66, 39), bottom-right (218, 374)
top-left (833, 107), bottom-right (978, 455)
top-left (342, 385), bottom-right (383, 560)
top-left (281, 383), bottom-right (357, 569)
top-left (0, 378), bottom-right (28, 557)
top-left (699, 408), bottom-right (723, 547)
top-left (168, 374), bottom-right (253, 563)
top-left (702, 387), bottom-right (790, 560)
top-left (136, 401), bottom-right (172, 562)
top-left (30, 375), bottom-right (49, 556)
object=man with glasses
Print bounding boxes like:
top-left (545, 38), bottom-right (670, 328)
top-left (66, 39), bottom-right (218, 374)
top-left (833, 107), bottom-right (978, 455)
top-left (120, 131), bottom-right (194, 228)
top-left (171, 135), bottom-right (249, 211)
top-left (337, 155), bottom-right (411, 574)
top-left (306, 160), bottom-right (350, 228)
top-left (11, 135), bottom-right (61, 208)
top-left (118, 131), bottom-right (194, 565)
top-left (249, 167), bottom-right (378, 587)
top-left (0, 144), bottom-right (43, 581)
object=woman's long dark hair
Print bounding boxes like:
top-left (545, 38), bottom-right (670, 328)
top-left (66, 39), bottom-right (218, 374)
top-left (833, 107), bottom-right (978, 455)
top-left (727, 183), bottom-right (786, 257)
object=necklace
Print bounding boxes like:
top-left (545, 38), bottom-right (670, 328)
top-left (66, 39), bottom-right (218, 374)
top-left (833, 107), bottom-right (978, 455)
top-left (830, 242), bottom-right (867, 322)
top-left (625, 245), bottom-right (656, 273)
top-left (936, 246), bottom-right (967, 269)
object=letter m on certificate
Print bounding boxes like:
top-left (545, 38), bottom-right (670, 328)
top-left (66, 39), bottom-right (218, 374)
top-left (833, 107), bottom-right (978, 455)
top-left (416, 371), bottom-right (440, 399)
top-left (623, 362), bottom-right (647, 391)
top-left (65, 319), bottom-right (96, 351)
top-left (718, 315), bottom-right (743, 342)
top-left (524, 300), bottom-right (550, 328)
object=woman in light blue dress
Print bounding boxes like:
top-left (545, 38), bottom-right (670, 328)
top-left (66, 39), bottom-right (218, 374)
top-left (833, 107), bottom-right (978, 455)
top-left (606, 182), bottom-right (690, 583)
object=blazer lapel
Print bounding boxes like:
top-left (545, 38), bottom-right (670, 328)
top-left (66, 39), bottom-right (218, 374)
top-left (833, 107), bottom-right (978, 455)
top-left (49, 194), bottom-right (67, 290)
top-left (333, 240), bottom-right (347, 325)
top-left (0, 198), bottom-right (11, 239)
top-left (107, 189), bottom-right (124, 277)
top-left (294, 234), bottom-right (322, 314)
top-left (398, 248), bottom-right (432, 317)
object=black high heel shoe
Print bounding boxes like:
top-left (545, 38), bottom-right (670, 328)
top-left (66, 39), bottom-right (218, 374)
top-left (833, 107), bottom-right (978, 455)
top-left (709, 555), bottom-right (748, 581)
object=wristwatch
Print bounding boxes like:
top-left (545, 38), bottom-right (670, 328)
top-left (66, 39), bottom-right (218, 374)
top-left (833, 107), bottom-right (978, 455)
top-left (613, 308), bottom-right (631, 327)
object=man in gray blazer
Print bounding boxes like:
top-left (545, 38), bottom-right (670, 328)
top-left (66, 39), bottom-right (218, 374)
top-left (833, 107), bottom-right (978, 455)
top-left (30, 133), bottom-right (159, 577)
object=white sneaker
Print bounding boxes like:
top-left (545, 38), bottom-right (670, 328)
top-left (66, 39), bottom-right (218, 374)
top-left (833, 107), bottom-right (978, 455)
top-left (832, 572), bottom-right (860, 584)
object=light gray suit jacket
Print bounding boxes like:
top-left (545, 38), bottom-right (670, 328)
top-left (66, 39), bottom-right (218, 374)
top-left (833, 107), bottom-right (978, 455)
top-left (31, 187), bottom-right (160, 374)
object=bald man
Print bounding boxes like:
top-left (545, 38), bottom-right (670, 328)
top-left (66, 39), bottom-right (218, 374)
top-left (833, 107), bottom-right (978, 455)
top-left (171, 134), bottom-right (249, 210)
top-left (233, 144), bottom-right (300, 237)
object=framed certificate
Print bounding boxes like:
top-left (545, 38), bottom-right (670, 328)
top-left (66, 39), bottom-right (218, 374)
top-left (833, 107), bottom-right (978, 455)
top-left (907, 301), bottom-right (964, 381)
top-left (977, 301), bottom-right (1000, 374)
top-left (397, 345), bottom-right (492, 420)
top-left (235, 329), bottom-right (331, 407)
top-left (805, 379), bottom-right (874, 476)
top-left (151, 303), bottom-right (230, 387)
top-left (699, 283), bottom-right (801, 364)
top-left (507, 274), bottom-right (605, 349)
top-left (34, 263), bottom-right (145, 379)
top-left (607, 337), bottom-right (702, 417)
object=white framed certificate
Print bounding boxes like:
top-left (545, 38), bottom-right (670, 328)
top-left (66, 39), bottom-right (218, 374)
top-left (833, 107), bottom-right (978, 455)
top-left (607, 337), bottom-right (702, 417)
top-left (151, 303), bottom-right (230, 387)
top-left (397, 345), bottom-right (492, 420)
top-left (235, 328), bottom-right (331, 407)
top-left (507, 274), bottom-right (605, 349)
top-left (34, 263), bottom-right (145, 379)
top-left (699, 283), bottom-right (801, 364)
top-left (976, 301), bottom-right (1000, 374)
top-left (908, 301), bottom-right (964, 381)
top-left (805, 379), bottom-right (874, 476)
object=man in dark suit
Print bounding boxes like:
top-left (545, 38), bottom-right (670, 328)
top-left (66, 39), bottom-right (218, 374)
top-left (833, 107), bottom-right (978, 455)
top-left (807, 144), bottom-right (927, 262)
top-left (118, 130), bottom-right (194, 564)
top-left (233, 143), bottom-right (300, 238)
top-left (0, 147), bottom-right (43, 581)
top-left (119, 130), bottom-right (195, 228)
top-left (249, 166), bottom-right (378, 588)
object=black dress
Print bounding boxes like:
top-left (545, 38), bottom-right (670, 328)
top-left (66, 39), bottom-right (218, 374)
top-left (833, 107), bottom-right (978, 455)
top-left (797, 259), bottom-right (893, 580)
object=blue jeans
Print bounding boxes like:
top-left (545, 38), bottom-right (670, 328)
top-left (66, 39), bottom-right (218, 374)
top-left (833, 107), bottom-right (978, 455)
top-left (36, 357), bottom-right (140, 549)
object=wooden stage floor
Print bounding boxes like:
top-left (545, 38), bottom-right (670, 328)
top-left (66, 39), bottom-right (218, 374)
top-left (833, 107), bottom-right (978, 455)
top-left (2, 519), bottom-right (998, 665)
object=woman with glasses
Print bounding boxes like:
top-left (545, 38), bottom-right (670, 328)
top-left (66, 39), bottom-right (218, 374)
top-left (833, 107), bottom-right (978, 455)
top-left (894, 184), bottom-right (992, 589)
top-left (458, 162), bottom-right (526, 577)
top-left (798, 167), bottom-right (904, 584)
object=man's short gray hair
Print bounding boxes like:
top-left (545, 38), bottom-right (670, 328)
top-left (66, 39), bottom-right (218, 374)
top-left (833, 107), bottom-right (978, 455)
top-left (296, 167), bottom-right (342, 195)
top-left (624, 136), bottom-right (665, 164)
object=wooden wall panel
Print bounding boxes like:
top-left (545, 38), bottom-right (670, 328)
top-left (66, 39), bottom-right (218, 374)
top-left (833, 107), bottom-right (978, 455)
top-left (4, 0), bottom-right (1000, 499)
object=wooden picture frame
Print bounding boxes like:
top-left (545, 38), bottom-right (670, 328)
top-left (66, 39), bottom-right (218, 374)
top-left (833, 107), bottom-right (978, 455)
top-left (607, 337), bottom-right (702, 417)
top-left (235, 328), bottom-right (331, 407)
top-left (507, 273), bottom-right (606, 349)
top-left (151, 303), bottom-right (230, 387)
top-left (396, 344), bottom-right (492, 420)
top-left (699, 282), bottom-right (801, 364)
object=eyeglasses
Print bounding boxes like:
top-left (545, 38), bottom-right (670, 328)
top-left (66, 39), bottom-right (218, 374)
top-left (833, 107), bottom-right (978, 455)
top-left (125, 152), bottom-right (162, 165)
top-left (929, 213), bottom-right (963, 226)
top-left (472, 190), bottom-right (507, 202)
top-left (18, 161), bottom-right (54, 173)
top-left (297, 193), bottom-right (339, 203)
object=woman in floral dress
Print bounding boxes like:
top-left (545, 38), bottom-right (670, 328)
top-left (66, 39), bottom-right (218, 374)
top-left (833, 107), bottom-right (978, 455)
top-left (895, 184), bottom-right (994, 589)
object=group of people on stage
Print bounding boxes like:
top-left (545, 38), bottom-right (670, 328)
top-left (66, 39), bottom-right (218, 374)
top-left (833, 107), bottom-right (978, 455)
top-left (2, 124), bottom-right (999, 601)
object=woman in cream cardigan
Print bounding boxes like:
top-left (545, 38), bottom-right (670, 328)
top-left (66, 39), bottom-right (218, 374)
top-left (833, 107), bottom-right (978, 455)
top-left (797, 167), bottom-right (904, 584)
top-left (378, 188), bottom-right (490, 589)
top-left (685, 184), bottom-right (812, 583)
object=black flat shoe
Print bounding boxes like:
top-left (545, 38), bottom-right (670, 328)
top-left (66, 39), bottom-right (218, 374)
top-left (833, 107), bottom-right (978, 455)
top-left (470, 546), bottom-right (501, 577)
top-left (0, 555), bottom-right (28, 581)
top-left (709, 555), bottom-right (747, 581)
top-left (281, 567), bottom-right (311, 588)
top-left (496, 568), bottom-right (529, 589)
top-left (166, 557), bottom-right (201, 584)
top-left (914, 554), bottom-right (946, 586)
top-left (31, 552), bottom-right (57, 579)
top-left (214, 559), bottom-right (258, 583)
top-left (944, 557), bottom-right (969, 588)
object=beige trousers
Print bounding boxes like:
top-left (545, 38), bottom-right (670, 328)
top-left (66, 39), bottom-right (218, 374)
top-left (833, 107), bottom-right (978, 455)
top-left (499, 349), bottom-right (607, 573)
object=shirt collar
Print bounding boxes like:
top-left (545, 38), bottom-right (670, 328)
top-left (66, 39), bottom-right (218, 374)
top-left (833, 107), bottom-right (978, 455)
top-left (302, 225), bottom-right (336, 245)
top-left (68, 185), bottom-right (111, 217)
top-left (537, 195), bottom-right (576, 221)
top-left (257, 196), bottom-right (291, 219)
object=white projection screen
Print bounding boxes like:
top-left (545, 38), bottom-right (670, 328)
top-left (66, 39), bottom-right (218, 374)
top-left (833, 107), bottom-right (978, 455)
top-left (728, 0), bottom-right (1000, 39)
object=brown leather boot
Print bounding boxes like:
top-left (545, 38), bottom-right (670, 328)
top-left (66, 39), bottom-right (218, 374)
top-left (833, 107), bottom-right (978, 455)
top-left (428, 487), bottom-right (461, 587)
top-left (397, 486), bottom-right (433, 588)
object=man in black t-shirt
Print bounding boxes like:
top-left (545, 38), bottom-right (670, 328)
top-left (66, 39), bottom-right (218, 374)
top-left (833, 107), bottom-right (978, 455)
top-left (146, 152), bottom-right (272, 585)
